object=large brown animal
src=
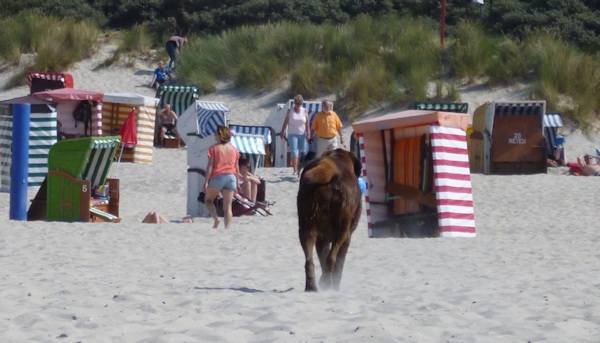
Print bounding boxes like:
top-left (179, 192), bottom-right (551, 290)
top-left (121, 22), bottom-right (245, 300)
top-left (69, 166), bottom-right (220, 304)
top-left (298, 149), bottom-right (362, 292)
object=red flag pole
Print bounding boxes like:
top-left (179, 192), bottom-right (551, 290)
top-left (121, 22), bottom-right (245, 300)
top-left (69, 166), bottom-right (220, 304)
top-left (441, 0), bottom-right (446, 48)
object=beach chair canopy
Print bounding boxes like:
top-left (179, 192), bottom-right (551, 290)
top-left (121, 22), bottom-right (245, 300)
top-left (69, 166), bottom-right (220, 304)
top-left (103, 93), bottom-right (158, 107)
top-left (197, 102), bottom-right (228, 138)
top-left (231, 134), bottom-right (266, 155)
top-left (231, 133), bottom-right (266, 171)
top-left (27, 71), bottom-right (74, 94)
top-left (0, 96), bottom-right (58, 192)
top-left (32, 88), bottom-right (103, 102)
top-left (352, 110), bottom-right (475, 238)
top-left (156, 85), bottom-right (198, 117)
top-left (48, 136), bottom-right (121, 188)
top-left (414, 101), bottom-right (468, 113)
top-left (230, 124), bottom-right (273, 144)
top-left (543, 112), bottom-right (565, 156)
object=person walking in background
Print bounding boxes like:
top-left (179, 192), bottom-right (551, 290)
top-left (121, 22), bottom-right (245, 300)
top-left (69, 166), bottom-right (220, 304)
top-left (165, 35), bottom-right (187, 71)
top-left (149, 60), bottom-right (170, 89)
top-left (204, 125), bottom-right (240, 229)
top-left (311, 100), bottom-right (344, 156)
top-left (279, 94), bottom-right (310, 175)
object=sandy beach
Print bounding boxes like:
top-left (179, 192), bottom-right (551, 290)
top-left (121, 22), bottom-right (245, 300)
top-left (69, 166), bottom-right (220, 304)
top-left (1, 45), bottom-right (600, 342)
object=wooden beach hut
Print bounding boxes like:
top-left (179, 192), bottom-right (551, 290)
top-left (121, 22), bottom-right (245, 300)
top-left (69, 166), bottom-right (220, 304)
top-left (0, 96), bottom-right (58, 192)
top-left (102, 93), bottom-right (160, 164)
top-left (352, 110), bottom-right (476, 238)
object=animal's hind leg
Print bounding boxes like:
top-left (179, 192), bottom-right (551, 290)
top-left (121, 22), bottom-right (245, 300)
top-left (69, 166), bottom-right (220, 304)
top-left (332, 239), bottom-right (351, 291)
top-left (300, 232), bottom-right (318, 292)
top-left (316, 238), bottom-right (332, 289)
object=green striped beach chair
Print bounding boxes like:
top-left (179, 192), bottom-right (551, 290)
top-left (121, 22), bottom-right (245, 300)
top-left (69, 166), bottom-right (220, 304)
top-left (414, 102), bottom-right (469, 113)
top-left (43, 136), bottom-right (122, 223)
top-left (156, 85), bottom-right (198, 146)
top-left (0, 95), bottom-right (58, 192)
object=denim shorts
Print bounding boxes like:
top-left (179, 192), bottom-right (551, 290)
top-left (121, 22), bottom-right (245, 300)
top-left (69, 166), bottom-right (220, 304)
top-left (208, 173), bottom-right (237, 191)
top-left (288, 134), bottom-right (307, 158)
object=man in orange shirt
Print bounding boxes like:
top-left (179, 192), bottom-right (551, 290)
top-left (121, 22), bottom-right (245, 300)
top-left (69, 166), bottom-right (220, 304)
top-left (311, 100), bottom-right (344, 156)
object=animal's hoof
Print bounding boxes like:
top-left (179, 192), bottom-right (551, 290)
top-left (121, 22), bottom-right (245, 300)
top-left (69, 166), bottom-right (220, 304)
top-left (305, 284), bottom-right (318, 292)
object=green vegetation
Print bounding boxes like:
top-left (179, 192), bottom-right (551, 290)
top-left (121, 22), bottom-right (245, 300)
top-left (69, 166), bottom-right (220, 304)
top-left (1, 4), bottom-right (600, 127)
top-left (180, 16), bottom-right (600, 125)
top-left (0, 12), bottom-right (98, 72)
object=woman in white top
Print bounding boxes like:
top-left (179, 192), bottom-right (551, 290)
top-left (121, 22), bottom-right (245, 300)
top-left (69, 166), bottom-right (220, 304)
top-left (280, 94), bottom-right (311, 175)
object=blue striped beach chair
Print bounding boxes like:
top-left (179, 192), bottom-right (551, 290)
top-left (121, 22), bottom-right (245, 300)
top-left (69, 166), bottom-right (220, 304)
top-left (543, 112), bottom-right (564, 157)
top-left (230, 124), bottom-right (275, 167)
top-left (230, 133), bottom-right (266, 172)
top-left (43, 136), bottom-right (122, 223)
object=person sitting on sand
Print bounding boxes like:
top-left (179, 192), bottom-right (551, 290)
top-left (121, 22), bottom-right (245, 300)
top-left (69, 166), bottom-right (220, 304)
top-left (577, 154), bottom-right (600, 176)
top-left (142, 212), bottom-right (193, 223)
top-left (238, 158), bottom-right (262, 202)
top-left (149, 60), bottom-right (170, 90)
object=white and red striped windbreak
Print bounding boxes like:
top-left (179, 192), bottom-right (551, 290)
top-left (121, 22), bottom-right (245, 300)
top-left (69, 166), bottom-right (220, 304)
top-left (430, 125), bottom-right (476, 237)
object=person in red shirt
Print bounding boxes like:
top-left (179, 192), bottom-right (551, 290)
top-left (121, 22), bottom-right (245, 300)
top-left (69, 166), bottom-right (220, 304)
top-left (204, 125), bottom-right (240, 228)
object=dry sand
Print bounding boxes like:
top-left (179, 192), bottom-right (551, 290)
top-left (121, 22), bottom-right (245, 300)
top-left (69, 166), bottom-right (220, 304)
top-left (1, 46), bottom-right (600, 342)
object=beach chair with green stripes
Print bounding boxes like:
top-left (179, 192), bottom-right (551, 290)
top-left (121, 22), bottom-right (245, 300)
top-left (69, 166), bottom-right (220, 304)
top-left (156, 85), bottom-right (198, 147)
top-left (43, 136), bottom-right (122, 223)
top-left (414, 102), bottom-right (469, 113)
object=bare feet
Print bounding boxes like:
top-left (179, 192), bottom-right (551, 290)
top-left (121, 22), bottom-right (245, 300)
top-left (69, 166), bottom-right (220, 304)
top-left (212, 219), bottom-right (220, 228)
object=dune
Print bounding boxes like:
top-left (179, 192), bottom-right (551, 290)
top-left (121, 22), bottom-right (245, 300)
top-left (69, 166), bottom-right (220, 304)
top-left (1, 45), bottom-right (600, 342)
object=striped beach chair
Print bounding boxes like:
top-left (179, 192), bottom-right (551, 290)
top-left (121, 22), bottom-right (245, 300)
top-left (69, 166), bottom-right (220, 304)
top-left (43, 136), bottom-right (122, 223)
top-left (27, 71), bottom-right (74, 94)
top-left (156, 85), bottom-right (198, 118)
top-left (414, 101), bottom-right (468, 113)
top-left (231, 133), bottom-right (266, 172)
top-left (543, 112), bottom-right (564, 157)
top-left (0, 95), bottom-right (58, 192)
top-left (196, 101), bottom-right (228, 138)
top-left (230, 124), bottom-right (275, 167)
top-left (156, 85), bottom-right (198, 147)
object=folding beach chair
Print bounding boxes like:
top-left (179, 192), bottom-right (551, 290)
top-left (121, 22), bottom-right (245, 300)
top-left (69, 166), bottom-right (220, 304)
top-left (198, 191), bottom-right (272, 217)
top-left (232, 193), bottom-right (272, 217)
top-left (41, 136), bottom-right (122, 223)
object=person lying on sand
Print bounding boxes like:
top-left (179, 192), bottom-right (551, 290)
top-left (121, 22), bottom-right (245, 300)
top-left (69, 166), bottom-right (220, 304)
top-left (142, 212), bottom-right (193, 223)
top-left (577, 155), bottom-right (600, 176)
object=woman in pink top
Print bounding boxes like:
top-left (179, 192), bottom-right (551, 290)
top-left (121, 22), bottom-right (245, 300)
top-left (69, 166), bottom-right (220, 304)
top-left (279, 94), bottom-right (311, 175)
top-left (204, 125), bottom-right (240, 229)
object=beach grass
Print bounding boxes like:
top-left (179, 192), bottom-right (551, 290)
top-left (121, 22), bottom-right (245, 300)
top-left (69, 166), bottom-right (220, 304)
top-left (1, 12), bottom-right (600, 127)
top-left (0, 12), bottom-right (99, 71)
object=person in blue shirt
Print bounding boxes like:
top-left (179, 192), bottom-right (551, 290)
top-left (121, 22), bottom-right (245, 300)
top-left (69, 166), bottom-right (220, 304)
top-left (149, 60), bottom-right (170, 89)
